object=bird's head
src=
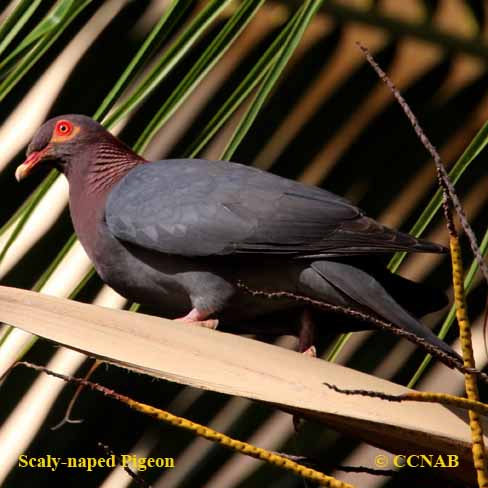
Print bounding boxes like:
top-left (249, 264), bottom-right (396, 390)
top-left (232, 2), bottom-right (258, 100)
top-left (15, 114), bottom-right (122, 181)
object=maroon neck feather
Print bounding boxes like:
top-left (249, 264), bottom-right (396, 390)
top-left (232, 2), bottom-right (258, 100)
top-left (66, 134), bottom-right (146, 259)
top-left (66, 132), bottom-right (147, 197)
top-left (74, 136), bottom-right (146, 194)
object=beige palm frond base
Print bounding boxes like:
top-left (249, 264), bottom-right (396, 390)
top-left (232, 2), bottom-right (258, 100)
top-left (0, 285), bottom-right (484, 486)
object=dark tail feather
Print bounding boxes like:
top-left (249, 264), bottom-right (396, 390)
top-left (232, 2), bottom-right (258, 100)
top-left (407, 234), bottom-right (448, 254)
top-left (310, 260), bottom-right (459, 361)
top-left (367, 269), bottom-right (448, 318)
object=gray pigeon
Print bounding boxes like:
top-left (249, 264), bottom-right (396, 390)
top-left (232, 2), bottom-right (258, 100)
top-left (16, 114), bottom-right (456, 360)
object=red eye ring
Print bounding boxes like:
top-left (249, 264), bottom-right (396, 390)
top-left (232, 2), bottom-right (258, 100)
top-left (55, 120), bottom-right (73, 136)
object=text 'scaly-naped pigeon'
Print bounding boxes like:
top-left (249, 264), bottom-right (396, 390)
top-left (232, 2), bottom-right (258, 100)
top-left (16, 114), bottom-right (456, 359)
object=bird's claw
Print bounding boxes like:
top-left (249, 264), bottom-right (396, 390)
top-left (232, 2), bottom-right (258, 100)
top-left (174, 317), bottom-right (219, 329)
top-left (301, 345), bottom-right (317, 357)
top-left (197, 319), bottom-right (219, 330)
top-left (175, 309), bottom-right (219, 330)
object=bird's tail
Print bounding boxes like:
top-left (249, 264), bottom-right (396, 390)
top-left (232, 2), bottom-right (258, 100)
top-left (398, 230), bottom-right (447, 254)
top-left (308, 260), bottom-right (459, 361)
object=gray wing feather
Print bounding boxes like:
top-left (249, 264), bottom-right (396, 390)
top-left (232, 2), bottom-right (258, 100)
top-left (105, 159), bottom-right (443, 257)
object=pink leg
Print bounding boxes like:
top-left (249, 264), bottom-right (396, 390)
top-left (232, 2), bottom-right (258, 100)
top-left (294, 308), bottom-right (316, 432)
top-left (298, 308), bottom-right (317, 357)
top-left (175, 308), bottom-right (219, 330)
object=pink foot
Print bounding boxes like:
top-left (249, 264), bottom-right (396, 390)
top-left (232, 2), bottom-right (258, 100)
top-left (298, 307), bottom-right (315, 354)
top-left (302, 345), bottom-right (317, 357)
top-left (175, 308), bottom-right (219, 330)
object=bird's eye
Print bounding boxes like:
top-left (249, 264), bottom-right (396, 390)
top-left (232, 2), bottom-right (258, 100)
top-left (55, 120), bottom-right (73, 136)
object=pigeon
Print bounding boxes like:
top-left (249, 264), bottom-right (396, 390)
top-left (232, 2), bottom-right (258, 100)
top-left (16, 114), bottom-right (456, 360)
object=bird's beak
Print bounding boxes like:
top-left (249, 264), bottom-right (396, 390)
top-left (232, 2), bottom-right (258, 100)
top-left (15, 147), bottom-right (49, 182)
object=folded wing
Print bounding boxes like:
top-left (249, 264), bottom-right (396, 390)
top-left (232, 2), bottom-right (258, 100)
top-left (105, 159), bottom-right (445, 258)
